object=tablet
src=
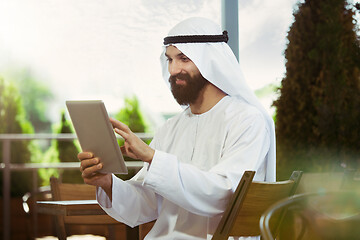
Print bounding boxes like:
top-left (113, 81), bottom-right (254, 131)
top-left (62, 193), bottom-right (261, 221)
top-left (66, 100), bottom-right (128, 174)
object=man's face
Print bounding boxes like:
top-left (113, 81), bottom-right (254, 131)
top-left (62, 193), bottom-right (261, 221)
top-left (165, 45), bottom-right (208, 106)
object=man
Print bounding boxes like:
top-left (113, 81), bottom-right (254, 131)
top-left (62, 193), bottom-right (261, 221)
top-left (79, 17), bottom-right (276, 239)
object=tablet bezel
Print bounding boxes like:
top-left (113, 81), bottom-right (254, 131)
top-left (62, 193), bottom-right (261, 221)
top-left (66, 100), bottom-right (128, 174)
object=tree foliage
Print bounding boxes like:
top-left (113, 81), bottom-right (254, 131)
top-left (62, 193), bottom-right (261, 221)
top-left (9, 69), bottom-right (53, 133)
top-left (273, 0), bottom-right (360, 180)
top-left (114, 96), bottom-right (150, 180)
top-left (115, 96), bottom-right (149, 133)
top-left (56, 111), bottom-right (82, 183)
top-left (0, 77), bottom-right (34, 196)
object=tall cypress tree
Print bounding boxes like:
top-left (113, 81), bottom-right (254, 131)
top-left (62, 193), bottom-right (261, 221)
top-left (273, 0), bottom-right (360, 180)
top-left (115, 96), bottom-right (148, 133)
top-left (115, 96), bottom-right (150, 180)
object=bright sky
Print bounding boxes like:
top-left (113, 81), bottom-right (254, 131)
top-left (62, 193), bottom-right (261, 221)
top-left (0, 0), bottom-right (299, 127)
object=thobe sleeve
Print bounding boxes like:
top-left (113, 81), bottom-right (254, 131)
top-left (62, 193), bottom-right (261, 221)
top-left (143, 113), bottom-right (270, 217)
top-left (96, 144), bottom-right (161, 227)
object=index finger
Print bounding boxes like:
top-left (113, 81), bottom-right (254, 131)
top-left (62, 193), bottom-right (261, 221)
top-left (109, 117), bottom-right (130, 133)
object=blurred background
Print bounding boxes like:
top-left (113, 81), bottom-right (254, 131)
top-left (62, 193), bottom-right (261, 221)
top-left (0, 0), bottom-right (299, 124)
top-left (0, 0), bottom-right (302, 191)
top-left (0, 0), bottom-right (359, 239)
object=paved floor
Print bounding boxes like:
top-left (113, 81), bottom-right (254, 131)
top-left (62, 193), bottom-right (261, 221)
top-left (36, 235), bottom-right (106, 240)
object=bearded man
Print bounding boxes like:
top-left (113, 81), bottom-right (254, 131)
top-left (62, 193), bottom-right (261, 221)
top-left (78, 17), bottom-right (276, 240)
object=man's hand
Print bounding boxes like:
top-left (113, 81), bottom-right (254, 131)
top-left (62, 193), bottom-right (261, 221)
top-left (110, 117), bottom-right (155, 163)
top-left (78, 152), bottom-right (113, 200)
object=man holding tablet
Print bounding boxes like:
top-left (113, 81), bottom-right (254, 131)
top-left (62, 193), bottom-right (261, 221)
top-left (79, 17), bottom-right (276, 240)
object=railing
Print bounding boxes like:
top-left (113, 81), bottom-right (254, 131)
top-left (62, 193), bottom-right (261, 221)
top-left (0, 133), bottom-right (153, 240)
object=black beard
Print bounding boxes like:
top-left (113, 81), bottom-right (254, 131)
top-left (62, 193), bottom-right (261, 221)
top-left (169, 72), bottom-right (209, 106)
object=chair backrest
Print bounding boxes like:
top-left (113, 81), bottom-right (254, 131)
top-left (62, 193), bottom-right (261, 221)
top-left (212, 170), bottom-right (302, 240)
top-left (50, 176), bottom-right (96, 201)
top-left (49, 176), bottom-right (125, 240)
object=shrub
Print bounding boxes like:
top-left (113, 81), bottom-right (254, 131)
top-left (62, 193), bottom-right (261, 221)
top-left (273, 0), bottom-right (360, 180)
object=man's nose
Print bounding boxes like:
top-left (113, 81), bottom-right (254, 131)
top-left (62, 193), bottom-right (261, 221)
top-left (169, 62), bottom-right (182, 76)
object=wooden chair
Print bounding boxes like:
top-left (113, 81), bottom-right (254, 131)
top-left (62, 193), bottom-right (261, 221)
top-left (22, 185), bottom-right (53, 238)
top-left (212, 170), bottom-right (302, 240)
top-left (50, 176), bottom-right (139, 240)
top-left (260, 191), bottom-right (360, 240)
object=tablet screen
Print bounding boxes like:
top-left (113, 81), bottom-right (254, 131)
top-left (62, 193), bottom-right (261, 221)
top-left (66, 100), bottom-right (128, 174)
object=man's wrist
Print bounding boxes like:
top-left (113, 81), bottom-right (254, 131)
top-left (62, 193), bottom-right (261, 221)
top-left (144, 148), bottom-right (155, 164)
top-left (103, 174), bottom-right (113, 201)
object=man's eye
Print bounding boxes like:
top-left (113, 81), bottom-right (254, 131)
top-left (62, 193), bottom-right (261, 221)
top-left (167, 58), bottom-right (173, 63)
top-left (181, 57), bottom-right (189, 62)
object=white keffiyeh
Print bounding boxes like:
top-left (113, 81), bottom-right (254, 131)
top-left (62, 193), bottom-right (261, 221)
top-left (160, 17), bottom-right (276, 182)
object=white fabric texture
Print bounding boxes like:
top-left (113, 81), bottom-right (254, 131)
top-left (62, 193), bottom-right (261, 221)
top-left (160, 17), bottom-right (276, 182)
top-left (97, 96), bottom-right (270, 239)
top-left (96, 17), bottom-right (276, 239)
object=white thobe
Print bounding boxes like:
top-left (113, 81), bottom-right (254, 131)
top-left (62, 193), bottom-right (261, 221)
top-left (97, 96), bottom-right (271, 239)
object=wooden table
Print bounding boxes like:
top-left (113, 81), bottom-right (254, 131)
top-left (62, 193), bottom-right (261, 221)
top-left (37, 200), bottom-right (139, 240)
